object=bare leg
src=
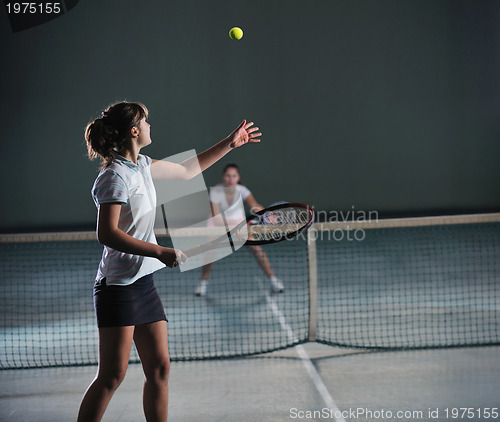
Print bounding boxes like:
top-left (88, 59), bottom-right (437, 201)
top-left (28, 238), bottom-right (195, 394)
top-left (250, 245), bottom-right (275, 278)
top-left (134, 320), bottom-right (170, 422)
top-left (77, 326), bottom-right (135, 422)
top-left (201, 263), bottom-right (213, 280)
top-left (194, 263), bottom-right (214, 296)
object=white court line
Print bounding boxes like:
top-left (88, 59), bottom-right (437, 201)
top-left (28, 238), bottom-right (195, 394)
top-left (259, 279), bottom-right (345, 422)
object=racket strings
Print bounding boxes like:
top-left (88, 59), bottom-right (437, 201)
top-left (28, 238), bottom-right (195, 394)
top-left (261, 208), bottom-right (310, 225)
top-left (248, 207), bottom-right (312, 241)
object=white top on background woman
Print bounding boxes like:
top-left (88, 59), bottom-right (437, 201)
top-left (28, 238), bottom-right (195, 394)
top-left (194, 163), bottom-right (284, 297)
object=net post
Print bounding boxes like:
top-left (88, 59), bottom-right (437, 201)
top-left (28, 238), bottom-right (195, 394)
top-left (307, 227), bottom-right (318, 342)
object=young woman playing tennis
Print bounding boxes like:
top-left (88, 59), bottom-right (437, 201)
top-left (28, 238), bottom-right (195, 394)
top-left (77, 101), bottom-right (261, 422)
top-left (194, 163), bottom-right (284, 296)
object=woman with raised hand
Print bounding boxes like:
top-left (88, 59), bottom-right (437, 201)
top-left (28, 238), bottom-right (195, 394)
top-left (78, 101), bottom-right (261, 422)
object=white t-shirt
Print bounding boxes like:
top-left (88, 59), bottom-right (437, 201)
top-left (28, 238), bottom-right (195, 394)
top-left (91, 154), bottom-right (165, 286)
top-left (209, 184), bottom-right (251, 222)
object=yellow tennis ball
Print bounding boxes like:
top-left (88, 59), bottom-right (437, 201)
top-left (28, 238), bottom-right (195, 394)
top-left (229, 27), bottom-right (243, 40)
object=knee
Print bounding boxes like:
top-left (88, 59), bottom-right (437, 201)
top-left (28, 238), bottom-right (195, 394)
top-left (158, 359), bottom-right (170, 383)
top-left (98, 366), bottom-right (127, 391)
top-left (145, 357), bottom-right (170, 385)
top-left (250, 245), bottom-right (264, 257)
top-left (250, 245), bottom-right (262, 253)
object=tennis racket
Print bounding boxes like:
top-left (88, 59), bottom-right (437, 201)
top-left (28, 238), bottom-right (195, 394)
top-left (184, 202), bottom-right (314, 258)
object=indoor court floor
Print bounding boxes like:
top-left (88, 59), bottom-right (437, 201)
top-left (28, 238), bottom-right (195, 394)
top-left (1, 343), bottom-right (499, 422)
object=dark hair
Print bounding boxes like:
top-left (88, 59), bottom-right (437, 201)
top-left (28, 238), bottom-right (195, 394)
top-left (85, 101), bottom-right (148, 168)
top-left (223, 163), bottom-right (240, 174)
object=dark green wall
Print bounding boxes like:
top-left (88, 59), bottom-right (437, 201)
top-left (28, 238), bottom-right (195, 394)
top-left (1, 0), bottom-right (499, 231)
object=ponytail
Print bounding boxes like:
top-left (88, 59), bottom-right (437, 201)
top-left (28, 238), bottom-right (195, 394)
top-left (85, 101), bottom-right (148, 168)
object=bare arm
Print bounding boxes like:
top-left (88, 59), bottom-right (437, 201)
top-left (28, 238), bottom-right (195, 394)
top-left (210, 201), bottom-right (221, 218)
top-left (208, 201), bottom-right (226, 225)
top-left (245, 194), bottom-right (264, 214)
top-left (97, 203), bottom-right (185, 267)
top-left (151, 120), bottom-right (261, 180)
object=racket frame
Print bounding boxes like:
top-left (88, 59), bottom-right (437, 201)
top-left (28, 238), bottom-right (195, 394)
top-left (183, 202), bottom-right (315, 257)
top-left (242, 202), bottom-right (315, 245)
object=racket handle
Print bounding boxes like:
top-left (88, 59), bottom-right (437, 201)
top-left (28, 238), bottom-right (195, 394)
top-left (183, 240), bottom-right (238, 258)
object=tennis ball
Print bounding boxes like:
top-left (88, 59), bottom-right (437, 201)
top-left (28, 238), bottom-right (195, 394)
top-left (229, 27), bottom-right (243, 40)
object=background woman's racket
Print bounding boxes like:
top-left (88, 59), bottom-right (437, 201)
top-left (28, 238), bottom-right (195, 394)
top-left (184, 202), bottom-right (314, 258)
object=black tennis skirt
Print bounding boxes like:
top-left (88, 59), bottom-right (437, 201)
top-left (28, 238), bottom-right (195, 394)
top-left (94, 273), bottom-right (167, 328)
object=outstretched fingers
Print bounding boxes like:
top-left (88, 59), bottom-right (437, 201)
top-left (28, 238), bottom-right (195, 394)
top-left (246, 123), bottom-right (261, 142)
top-left (248, 130), bottom-right (261, 142)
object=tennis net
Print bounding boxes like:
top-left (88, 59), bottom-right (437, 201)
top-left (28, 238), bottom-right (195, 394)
top-left (1, 213), bottom-right (499, 369)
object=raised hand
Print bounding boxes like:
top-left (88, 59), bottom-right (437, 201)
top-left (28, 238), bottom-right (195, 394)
top-left (227, 120), bottom-right (262, 149)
